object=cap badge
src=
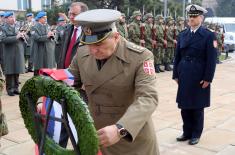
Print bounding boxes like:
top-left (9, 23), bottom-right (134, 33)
top-left (84, 27), bottom-right (92, 35)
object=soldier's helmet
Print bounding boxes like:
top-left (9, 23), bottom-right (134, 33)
top-left (155, 15), bottom-right (164, 21)
top-left (121, 13), bottom-right (126, 18)
top-left (132, 10), bottom-right (142, 18)
top-left (144, 13), bottom-right (153, 21)
top-left (166, 16), bottom-right (174, 24)
top-left (177, 17), bottom-right (184, 22)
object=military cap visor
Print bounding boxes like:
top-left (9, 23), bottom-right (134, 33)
top-left (74, 9), bottom-right (121, 45)
top-left (186, 4), bottom-right (208, 17)
top-left (0, 11), bottom-right (5, 17)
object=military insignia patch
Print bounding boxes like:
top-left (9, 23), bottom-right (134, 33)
top-left (143, 61), bottom-right (155, 75)
top-left (84, 27), bottom-right (92, 35)
top-left (213, 40), bottom-right (218, 48)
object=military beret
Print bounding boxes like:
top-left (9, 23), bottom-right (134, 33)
top-left (74, 9), bottom-right (121, 45)
top-left (57, 17), bottom-right (65, 22)
top-left (4, 11), bottom-right (14, 18)
top-left (26, 13), bottom-right (33, 17)
top-left (0, 11), bottom-right (5, 17)
top-left (186, 4), bottom-right (208, 17)
top-left (132, 11), bottom-right (142, 17)
top-left (36, 11), bottom-right (47, 19)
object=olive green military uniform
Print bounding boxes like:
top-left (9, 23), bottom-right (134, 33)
top-left (128, 11), bottom-right (144, 46)
top-left (31, 22), bottom-right (56, 74)
top-left (1, 23), bottom-right (25, 95)
top-left (69, 38), bottom-right (159, 155)
top-left (0, 66), bottom-right (8, 136)
top-left (116, 13), bottom-right (128, 39)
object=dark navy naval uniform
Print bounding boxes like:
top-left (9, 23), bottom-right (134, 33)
top-left (173, 26), bottom-right (217, 139)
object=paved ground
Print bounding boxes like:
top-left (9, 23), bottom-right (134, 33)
top-left (0, 53), bottom-right (235, 155)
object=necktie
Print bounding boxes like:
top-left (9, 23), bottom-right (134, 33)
top-left (64, 28), bottom-right (78, 68)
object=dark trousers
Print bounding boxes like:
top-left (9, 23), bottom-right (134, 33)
top-left (6, 74), bottom-right (19, 92)
top-left (181, 108), bottom-right (204, 138)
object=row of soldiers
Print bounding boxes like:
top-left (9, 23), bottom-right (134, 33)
top-left (116, 11), bottom-right (225, 72)
top-left (0, 11), bottom-right (67, 96)
top-left (116, 11), bottom-right (186, 73)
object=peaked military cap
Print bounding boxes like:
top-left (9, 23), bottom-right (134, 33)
top-left (0, 11), bottom-right (5, 17)
top-left (36, 11), bottom-right (47, 19)
top-left (26, 13), bottom-right (33, 17)
top-left (74, 9), bottom-right (121, 45)
top-left (132, 11), bottom-right (142, 17)
top-left (186, 4), bottom-right (208, 17)
top-left (4, 11), bottom-right (14, 18)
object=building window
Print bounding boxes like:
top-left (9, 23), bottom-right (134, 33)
top-left (42, 0), bottom-right (51, 10)
top-left (18, 0), bottom-right (28, 10)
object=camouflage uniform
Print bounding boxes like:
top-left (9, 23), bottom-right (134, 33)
top-left (215, 25), bottom-right (223, 64)
top-left (153, 15), bottom-right (165, 72)
top-left (116, 13), bottom-right (128, 39)
top-left (176, 17), bottom-right (185, 35)
top-left (0, 66), bottom-right (8, 136)
top-left (144, 13), bottom-right (154, 51)
top-left (128, 11), bottom-right (145, 46)
top-left (164, 16), bottom-right (175, 71)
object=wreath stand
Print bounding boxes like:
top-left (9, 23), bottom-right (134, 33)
top-left (26, 92), bottom-right (81, 155)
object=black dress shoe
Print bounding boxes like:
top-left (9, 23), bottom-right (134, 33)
top-left (14, 89), bottom-right (20, 95)
top-left (189, 138), bottom-right (200, 145)
top-left (7, 91), bottom-right (15, 96)
top-left (176, 135), bottom-right (190, 141)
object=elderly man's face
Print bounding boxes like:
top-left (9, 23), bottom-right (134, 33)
top-left (88, 32), bottom-right (120, 60)
top-left (69, 5), bottom-right (81, 25)
top-left (6, 16), bottom-right (15, 25)
top-left (188, 15), bottom-right (203, 27)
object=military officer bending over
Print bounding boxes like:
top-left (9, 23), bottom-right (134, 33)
top-left (69, 9), bottom-right (160, 155)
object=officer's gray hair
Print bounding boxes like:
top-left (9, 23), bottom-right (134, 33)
top-left (70, 2), bottom-right (88, 13)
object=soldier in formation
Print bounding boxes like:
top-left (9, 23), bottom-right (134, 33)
top-left (116, 13), bottom-right (128, 39)
top-left (31, 11), bottom-right (56, 76)
top-left (1, 12), bottom-right (25, 96)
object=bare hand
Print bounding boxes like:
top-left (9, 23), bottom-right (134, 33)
top-left (200, 80), bottom-right (210, 88)
top-left (140, 40), bottom-right (145, 44)
top-left (47, 31), bottom-right (54, 38)
top-left (164, 40), bottom-right (167, 45)
top-left (97, 125), bottom-right (120, 148)
top-left (174, 40), bottom-right (177, 44)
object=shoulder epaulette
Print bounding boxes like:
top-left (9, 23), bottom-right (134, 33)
top-left (126, 41), bottom-right (146, 53)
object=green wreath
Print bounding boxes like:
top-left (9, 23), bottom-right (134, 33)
top-left (19, 76), bottom-right (99, 155)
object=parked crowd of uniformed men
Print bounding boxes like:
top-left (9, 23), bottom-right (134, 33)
top-left (0, 3), bottom-right (224, 97)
